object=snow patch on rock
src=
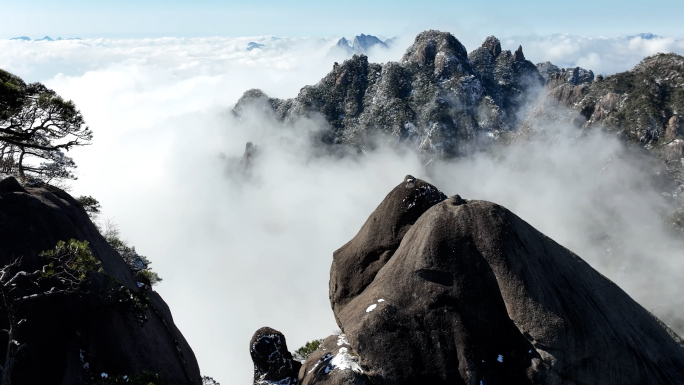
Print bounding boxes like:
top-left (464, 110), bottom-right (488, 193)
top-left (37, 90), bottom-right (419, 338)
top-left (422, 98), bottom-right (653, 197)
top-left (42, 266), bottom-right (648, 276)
top-left (331, 347), bottom-right (363, 373)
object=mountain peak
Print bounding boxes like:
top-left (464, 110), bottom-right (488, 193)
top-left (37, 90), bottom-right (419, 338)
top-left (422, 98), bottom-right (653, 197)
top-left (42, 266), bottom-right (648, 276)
top-left (352, 33), bottom-right (387, 51)
top-left (513, 45), bottom-right (525, 61)
top-left (401, 30), bottom-right (468, 66)
top-left (482, 35), bottom-right (502, 57)
top-left (247, 41), bottom-right (265, 51)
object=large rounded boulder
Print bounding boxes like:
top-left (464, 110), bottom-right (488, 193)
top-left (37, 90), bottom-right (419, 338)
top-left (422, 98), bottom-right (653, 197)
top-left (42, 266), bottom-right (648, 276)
top-left (331, 176), bottom-right (684, 385)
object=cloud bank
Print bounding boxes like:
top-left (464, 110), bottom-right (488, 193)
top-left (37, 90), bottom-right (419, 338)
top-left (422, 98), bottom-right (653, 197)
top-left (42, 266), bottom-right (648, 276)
top-left (1, 32), bottom-right (684, 383)
top-left (510, 33), bottom-right (684, 75)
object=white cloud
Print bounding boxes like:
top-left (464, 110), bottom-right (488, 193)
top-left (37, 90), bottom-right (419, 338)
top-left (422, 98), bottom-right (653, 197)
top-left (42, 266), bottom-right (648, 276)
top-left (508, 34), bottom-right (684, 74)
top-left (2, 33), bottom-right (684, 383)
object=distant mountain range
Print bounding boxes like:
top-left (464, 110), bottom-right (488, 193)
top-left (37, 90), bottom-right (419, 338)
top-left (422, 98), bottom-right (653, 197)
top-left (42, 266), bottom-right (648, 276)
top-left (328, 33), bottom-right (395, 57)
top-left (626, 32), bottom-right (660, 40)
top-left (246, 41), bottom-right (265, 51)
top-left (9, 36), bottom-right (82, 41)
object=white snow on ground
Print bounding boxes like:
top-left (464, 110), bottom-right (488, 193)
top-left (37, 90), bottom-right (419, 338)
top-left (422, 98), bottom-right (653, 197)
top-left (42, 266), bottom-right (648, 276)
top-left (366, 304), bottom-right (377, 312)
top-left (497, 354), bottom-right (503, 362)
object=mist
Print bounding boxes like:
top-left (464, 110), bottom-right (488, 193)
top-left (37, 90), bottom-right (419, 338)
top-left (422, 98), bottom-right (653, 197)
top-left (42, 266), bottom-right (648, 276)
top-left (2, 33), bottom-right (684, 383)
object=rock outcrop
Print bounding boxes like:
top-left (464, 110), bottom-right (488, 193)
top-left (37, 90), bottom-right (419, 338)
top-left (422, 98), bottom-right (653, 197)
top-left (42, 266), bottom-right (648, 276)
top-left (329, 175), bottom-right (447, 323)
top-left (539, 53), bottom-right (684, 148)
top-left (329, 176), bottom-right (684, 384)
top-left (250, 327), bottom-right (301, 385)
top-left (251, 176), bottom-right (684, 385)
top-left (0, 176), bottom-right (201, 384)
top-left (536, 62), bottom-right (594, 86)
top-left (298, 334), bottom-right (371, 385)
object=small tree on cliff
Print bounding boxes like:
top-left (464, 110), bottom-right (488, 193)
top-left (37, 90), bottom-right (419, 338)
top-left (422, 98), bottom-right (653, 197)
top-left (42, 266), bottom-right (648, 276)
top-left (0, 68), bottom-right (92, 185)
top-left (0, 239), bottom-right (100, 385)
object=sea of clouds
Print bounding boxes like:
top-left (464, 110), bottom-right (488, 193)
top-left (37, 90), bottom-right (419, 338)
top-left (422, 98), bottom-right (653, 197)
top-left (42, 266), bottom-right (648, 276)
top-left (2, 31), bottom-right (684, 383)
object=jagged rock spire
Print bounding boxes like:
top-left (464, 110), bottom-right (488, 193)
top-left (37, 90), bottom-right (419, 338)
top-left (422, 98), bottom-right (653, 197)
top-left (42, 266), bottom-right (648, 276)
top-left (514, 45), bottom-right (525, 61)
top-left (482, 35), bottom-right (502, 57)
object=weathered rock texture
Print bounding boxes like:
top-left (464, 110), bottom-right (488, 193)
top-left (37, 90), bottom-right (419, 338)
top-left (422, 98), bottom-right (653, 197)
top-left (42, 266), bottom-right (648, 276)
top-left (537, 53), bottom-right (684, 151)
top-left (233, 31), bottom-right (684, 238)
top-left (0, 177), bottom-right (201, 384)
top-left (250, 327), bottom-right (301, 385)
top-left (529, 53), bottom-right (684, 234)
top-left (298, 334), bottom-right (371, 385)
top-left (328, 176), bottom-right (684, 385)
top-left (329, 175), bottom-right (447, 324)
top-left (235, 31), bottom-right (543, 158)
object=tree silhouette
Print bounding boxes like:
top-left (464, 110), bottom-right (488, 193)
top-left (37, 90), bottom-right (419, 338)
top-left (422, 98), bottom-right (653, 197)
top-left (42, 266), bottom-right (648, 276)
top-left (0, 69), bottom-right (92, 185)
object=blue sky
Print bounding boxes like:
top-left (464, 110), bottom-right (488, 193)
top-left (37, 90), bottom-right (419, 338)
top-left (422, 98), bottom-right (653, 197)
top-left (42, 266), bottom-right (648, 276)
top-left (3, 0), bottom-right (684, 39)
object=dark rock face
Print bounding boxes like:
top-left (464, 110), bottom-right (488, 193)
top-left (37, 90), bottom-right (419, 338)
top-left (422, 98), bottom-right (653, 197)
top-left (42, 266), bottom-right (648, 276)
top-left (329, 177), bottom-right (684, 385)
top-left (513, 45), bottom-right (525, 61)
top-left (482, 35), bottom-right (502, 57)
top-left (248, 331), bottom-right (372, 385)
top-left (250, 327), bottom-right (301, 385)
top-left (536, 63), bottom-right (594, 87)
top-left (536, 61), bottom-right (560, 84)
top-left (298, 334), bottom-right (371, 385)
top-left (468, 38), bottom-right (543, 125)
top-left (235, 31), bottom-right (544, 159)
top-left (0, 176), bottom-right (201, 384)
top-left (241, 141), bottom-right (258, 169)
top-left (329, 175), bottom-right (447, 323)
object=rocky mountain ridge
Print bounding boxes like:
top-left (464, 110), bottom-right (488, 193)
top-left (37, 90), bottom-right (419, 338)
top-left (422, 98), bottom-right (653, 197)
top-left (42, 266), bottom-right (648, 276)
top-left (8, 36), bottom-right (82, 41)
top-left (234, 30), bottom-right (684, 165)
top-left (234, 29), bottom-right (684, 233)
top-left (235, 30), bottom-right (543, 159)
